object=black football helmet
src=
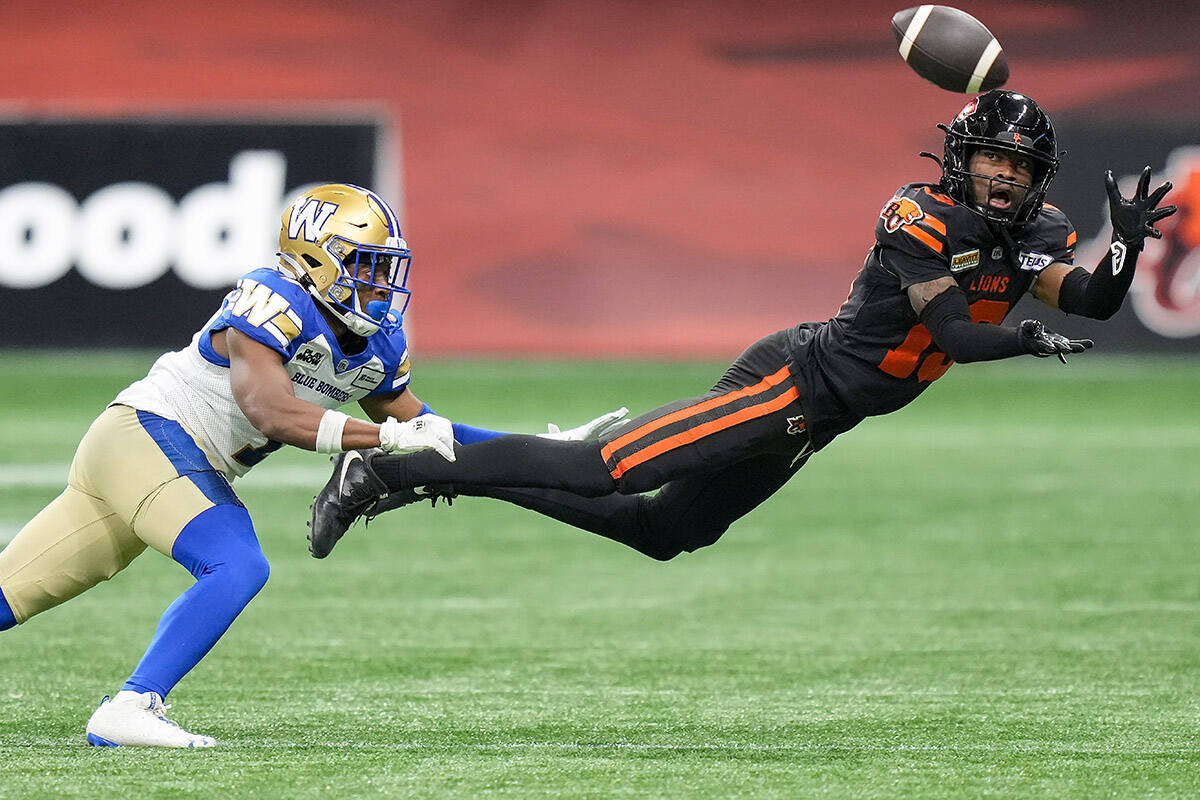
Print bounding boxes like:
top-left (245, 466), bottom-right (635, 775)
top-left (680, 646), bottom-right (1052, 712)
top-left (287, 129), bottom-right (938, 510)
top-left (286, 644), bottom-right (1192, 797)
top-left (938, 90), bottom-right (1060, 228)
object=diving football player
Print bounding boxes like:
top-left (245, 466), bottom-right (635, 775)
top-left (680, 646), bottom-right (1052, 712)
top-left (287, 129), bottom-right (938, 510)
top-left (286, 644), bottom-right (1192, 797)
top-left (309, 91), bottom-right (1176, 564)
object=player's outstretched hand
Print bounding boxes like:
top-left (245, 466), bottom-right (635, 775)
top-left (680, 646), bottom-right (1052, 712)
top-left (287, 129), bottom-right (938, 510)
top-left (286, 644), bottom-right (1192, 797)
top-left (540, 407), bottom-right (630, 441)
top-left (1018, 319), bottom-right (1094, 364)
top-left (379, 414), bottom-right (456, 461)
top-left (1106, 166), bottom-right (1177, 250)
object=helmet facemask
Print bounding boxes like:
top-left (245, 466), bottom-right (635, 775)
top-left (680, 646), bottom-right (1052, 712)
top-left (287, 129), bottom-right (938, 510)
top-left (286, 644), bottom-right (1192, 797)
top-left (321, 236), bottom-right (412, 337)
top-left (943, 137), bottom-right (1058, 228)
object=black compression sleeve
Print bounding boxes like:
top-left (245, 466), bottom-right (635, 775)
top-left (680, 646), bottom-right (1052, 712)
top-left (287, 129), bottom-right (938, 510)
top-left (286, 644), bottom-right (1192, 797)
top-left (371, 435), bottom-right (617, 496)
top-left (919, 287), bottom-right (1027, 363)
top-left (1056, 244), bottom-right (1138, 319)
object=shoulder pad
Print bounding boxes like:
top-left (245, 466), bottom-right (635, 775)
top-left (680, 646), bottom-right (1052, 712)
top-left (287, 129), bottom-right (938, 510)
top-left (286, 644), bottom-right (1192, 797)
top-left (875, 184), bottom-right (956, 258)
top-left (220, 270), bottom-right (310, 352)
top-left (1024, 204), bottom-right (1077, 264)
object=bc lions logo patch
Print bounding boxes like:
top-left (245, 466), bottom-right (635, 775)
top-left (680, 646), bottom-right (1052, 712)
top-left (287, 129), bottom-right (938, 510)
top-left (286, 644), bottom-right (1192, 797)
top-left (786, 416), bottom-right (806, 436)
top-left (880, 196), bottom-right (925, 233)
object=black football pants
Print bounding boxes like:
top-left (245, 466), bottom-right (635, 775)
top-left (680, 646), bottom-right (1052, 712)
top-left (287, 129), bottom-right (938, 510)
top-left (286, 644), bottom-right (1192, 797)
top-left (370, 330), bottom-right (813, 560)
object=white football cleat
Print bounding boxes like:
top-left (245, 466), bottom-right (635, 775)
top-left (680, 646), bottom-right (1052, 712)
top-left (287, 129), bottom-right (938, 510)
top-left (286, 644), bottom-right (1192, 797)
top-left (85, 690), bottom-right (216, 748)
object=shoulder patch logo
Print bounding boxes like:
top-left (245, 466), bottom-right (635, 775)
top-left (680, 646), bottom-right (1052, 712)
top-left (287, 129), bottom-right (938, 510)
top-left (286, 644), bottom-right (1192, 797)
top-left (1017, 251), bottom-right (1055, 272)
top-left (880, 196), bottom-right (925, 233)
top-left (950, 249), bottom-right (981, 273)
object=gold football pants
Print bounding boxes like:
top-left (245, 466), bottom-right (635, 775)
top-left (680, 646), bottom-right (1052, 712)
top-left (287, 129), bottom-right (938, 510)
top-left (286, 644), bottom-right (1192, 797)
top-left (0, 404), bottom-right (236, 623)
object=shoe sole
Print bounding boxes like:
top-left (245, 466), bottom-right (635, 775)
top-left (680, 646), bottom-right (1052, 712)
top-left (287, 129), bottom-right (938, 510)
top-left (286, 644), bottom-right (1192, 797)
top-left (87, 732), bottom-right (214, 749)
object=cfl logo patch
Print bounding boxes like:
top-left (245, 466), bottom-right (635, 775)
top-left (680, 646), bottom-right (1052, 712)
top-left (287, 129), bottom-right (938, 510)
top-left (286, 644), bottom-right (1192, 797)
top-left (288, 198), bottom-right (339, 243)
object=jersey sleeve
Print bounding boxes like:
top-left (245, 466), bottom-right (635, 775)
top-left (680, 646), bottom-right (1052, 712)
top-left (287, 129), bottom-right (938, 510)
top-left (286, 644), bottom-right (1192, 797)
top-left (874, 187), bottom-right (954, 289)
top-left (211, 269), bottom-right (309, 359)
top-left (365, 330), bottom-right (412, 397)
top-left (1037, 204), bottom-right (1077, 265)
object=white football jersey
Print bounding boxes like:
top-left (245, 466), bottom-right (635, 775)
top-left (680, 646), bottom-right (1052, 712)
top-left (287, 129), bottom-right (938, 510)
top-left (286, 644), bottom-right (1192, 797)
top-left (113, 267), bottom-right (411, 479)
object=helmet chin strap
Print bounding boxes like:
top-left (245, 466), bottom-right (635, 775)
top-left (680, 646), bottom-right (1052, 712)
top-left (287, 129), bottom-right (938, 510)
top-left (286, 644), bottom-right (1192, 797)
top-left (303, 279), bottom-right (382, 338)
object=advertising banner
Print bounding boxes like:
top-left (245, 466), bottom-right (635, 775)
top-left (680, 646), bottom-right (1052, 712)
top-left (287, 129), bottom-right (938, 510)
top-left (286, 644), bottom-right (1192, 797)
top-left (0, 119), bottom-right (387, 347)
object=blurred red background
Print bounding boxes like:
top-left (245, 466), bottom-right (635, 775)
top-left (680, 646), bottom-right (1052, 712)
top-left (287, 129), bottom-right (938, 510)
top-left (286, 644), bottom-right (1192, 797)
top-left (3, 0), bottom-right (1198, 355)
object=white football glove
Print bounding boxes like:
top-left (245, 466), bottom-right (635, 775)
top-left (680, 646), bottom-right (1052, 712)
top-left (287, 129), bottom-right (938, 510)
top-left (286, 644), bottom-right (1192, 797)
top-left (539, 407), bottom-right (630, 441)
top-left (378, 414), bottom-right (456, 462)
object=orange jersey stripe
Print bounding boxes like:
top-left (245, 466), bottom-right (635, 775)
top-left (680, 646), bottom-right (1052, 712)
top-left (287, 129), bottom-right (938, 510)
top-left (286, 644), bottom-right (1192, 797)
top-left (921, 214), bottom-right (947, 236)
top-left (609, 386), bottom-right (801, 479)
top-left (923, 187), bottom-right (956, 205)
top-left (601, 365), bottom-right (792, 461)
top-left (1066, 230), bottom-right (1077, 247)
top-left (901, 223), bottom-right (944, 254)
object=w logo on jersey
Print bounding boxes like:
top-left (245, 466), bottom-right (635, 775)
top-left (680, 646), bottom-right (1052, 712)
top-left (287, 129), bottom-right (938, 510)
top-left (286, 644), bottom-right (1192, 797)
top-left (287, 198), bottom-right (339, 243)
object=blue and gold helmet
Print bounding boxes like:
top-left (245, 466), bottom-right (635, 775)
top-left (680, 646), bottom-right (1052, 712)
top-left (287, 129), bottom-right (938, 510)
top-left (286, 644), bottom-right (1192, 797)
top-left (278, 184), bottom-right (411, 337)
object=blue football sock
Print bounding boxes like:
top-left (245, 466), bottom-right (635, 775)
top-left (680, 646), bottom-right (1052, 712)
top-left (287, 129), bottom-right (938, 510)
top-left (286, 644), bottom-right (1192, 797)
top-left (419, 402), bottom-right (510, 445)
top-left (0, 586), bottom-right (16, 631)
top-left (122, 504), bottom-right (269, 698)
top-left (450, 422), bottom-right (509, 445)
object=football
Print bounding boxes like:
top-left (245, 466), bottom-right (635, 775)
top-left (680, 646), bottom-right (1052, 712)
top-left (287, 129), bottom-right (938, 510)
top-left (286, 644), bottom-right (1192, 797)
top-left (891, 5), bottom-right (1009, 93)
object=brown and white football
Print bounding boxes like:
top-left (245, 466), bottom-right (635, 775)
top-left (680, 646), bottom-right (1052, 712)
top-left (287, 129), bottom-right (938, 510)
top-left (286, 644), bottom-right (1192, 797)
top-left (891, 5), bottom-right (1009, 93)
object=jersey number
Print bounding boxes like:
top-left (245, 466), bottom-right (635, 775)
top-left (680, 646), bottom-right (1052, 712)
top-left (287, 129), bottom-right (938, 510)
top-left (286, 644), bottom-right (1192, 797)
top-left (878, 300), bottom-right (1008, 382)
top-left (233, 440), bottom-right (284, 468)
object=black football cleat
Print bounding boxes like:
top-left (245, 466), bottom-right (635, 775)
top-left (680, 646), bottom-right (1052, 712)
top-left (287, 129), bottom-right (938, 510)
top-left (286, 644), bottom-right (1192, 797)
top-left (308, 449), bottom-right (389, 559)
top-left (364, 484), bottom-right (458, 523)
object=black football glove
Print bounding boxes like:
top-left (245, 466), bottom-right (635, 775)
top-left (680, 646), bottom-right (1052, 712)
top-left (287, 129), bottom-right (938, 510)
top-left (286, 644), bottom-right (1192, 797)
top-left (1018, 319), bottom-right (1094, 364)
top-left (1106, 165), bottom-right (1177, 251)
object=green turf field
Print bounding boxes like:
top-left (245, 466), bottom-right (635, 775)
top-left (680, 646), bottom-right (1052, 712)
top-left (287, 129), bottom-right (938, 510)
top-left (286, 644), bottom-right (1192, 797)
top-left (1, 351), bottom-right (1199, 799)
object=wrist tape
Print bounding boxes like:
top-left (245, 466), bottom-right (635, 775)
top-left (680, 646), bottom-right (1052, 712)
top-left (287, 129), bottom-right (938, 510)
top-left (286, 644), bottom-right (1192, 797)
top-left (315, 410), bottom-right (350, 454)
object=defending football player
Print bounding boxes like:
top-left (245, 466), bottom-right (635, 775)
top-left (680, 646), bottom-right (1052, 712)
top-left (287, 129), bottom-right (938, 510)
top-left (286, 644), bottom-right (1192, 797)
top-left (0, 184), bottom-right (625, 748)
top-left (309, 91), bottom-right (1176, 566)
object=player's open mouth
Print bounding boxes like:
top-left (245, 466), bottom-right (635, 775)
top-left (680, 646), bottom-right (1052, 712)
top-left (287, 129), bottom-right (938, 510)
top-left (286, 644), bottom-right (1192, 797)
top-left (987, 187), bottom-right (1013, 210)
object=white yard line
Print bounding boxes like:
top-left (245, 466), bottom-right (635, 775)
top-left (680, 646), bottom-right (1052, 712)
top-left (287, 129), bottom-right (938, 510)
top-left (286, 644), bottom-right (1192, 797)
top-left (0, 463), bottom-right (329, 490)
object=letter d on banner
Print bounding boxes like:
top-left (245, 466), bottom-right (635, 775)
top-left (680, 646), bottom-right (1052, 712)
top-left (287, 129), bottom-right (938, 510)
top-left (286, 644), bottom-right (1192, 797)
top-left (175, 151), bottom-right (286, 289)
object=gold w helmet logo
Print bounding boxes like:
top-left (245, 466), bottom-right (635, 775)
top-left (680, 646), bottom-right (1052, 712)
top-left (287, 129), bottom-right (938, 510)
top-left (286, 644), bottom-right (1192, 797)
top-left (287, 198), bottom-right (339, 243)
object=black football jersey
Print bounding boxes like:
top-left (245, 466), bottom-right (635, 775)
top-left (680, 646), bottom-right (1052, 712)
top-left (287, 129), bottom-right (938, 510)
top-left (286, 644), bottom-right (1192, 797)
top-left (788, 182), bottom-right (1076, 449)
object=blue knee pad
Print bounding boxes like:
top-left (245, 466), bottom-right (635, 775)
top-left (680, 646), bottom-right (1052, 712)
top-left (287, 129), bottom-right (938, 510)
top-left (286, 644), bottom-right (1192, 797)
top-left (171, 504), bottom-right (270, 594)
top-left (123, 504), bottom-right (269, 698)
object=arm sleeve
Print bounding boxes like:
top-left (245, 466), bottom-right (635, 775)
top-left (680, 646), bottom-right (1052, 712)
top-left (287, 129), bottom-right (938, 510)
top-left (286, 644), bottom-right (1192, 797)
top-left (417, 403), bottom-right (511, 445)
top-left (919, 286), bottom-right (1028, 363)
top-left (1056, 243), bottom-right (1137, 320)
